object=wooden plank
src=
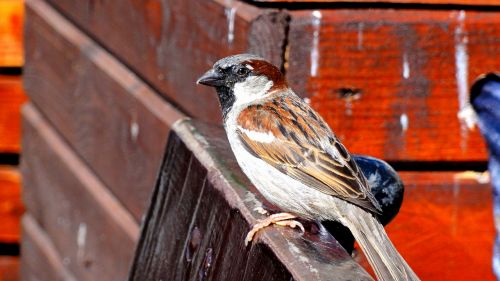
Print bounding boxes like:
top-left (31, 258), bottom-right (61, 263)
top-left (129, 119), bottom-right (374, 281)
top-left (357, 171), bottom-right (495, 280)
top-left (0, 256), bottom-right (19, 281)
top-left (287, 9), bottom-right (497, 161)
top-left (0, 166), bottom-right (23, 243)
top-left (43, 0), bottom-right (288, 123)
top-left (251, 0), bottom-right (500, 5)
top-left (24, 0), bottom-right (184, 220)
top-left (20, 215), bottom-right (77, 281)
top-left (0, 0), bottom-right (23, 67)
top-left (21, 103), bottom-right (139, 281)
top-left (39, 0), bottom-right (496, 162)
top-left (0, 75), bottom-right (26, 153)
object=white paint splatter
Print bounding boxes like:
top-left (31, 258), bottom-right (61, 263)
top-left (238, 126), bottom-right (275, 143)
top-left (310, 11), bottom-right (322, 77)
top-left (357, 22), bottom-right (364, 50)
top-left (77, 223), bottom-right (87, 261)
top-left (402, 53), bottom-right (410, 79)
top-left (130, 119), bottom-right (139, 142)
top-left (400, 113), bottom-right (409, 132)
top-left (225, 6), bottom-right (238, 45)
top-left (457, 103), bottom-right (478, 130)
top-left (454, 10), bottom-right (470, 148)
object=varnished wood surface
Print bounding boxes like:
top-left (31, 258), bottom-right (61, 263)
top-left (129, 119), bottom-right (374, 281)
top-left (0, 0), bottom-right (23, 67)
top-left (24, 0), bottom-right (184, 220)
top-left (287, 9), bottom-right (496, 161)
top-left (0, 166), bottom-right (23, 243)
top-left (21, 103), bottom-right (138, 281)
top-left (44, 0), bottom-right (287, 123)
top-left (0, 75), bottom-right (26, 153)
top-left (21, 215), bottom-right (77, 281)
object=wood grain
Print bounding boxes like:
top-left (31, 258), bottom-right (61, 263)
top-left (0, 75), bottom-right (26, 153)
top-left (0, 0), bottom-right (23, 67)
top-left (287, 9), bottom-right (497, 161)
top-left (129, 120), bottom-right (374, 281)
top-left (24, 0), bottom-right (184, 220)
top-left (0, 166), bottom-right (23, 243)
top-left (43, 0), bottom-right (288, 124)
top-left (21, 103), bottom-right (139, 281)
top-left (20, 215), bottom-right (77, 281)
top-left (357, 171), bottom-right (495, 280)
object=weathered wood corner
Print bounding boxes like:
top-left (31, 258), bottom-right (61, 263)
top-left (128, 119), bottom-right (373, 281)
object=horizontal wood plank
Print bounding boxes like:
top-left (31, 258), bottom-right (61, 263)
top-left (0, 256), bottom-right (19, 281)
top-left (251, 0), bottom-right (500, 5)
top-left (0, 0), bottom-right (23, 67)
top-left (20, 214), bottom-right (77, 281)
top-left (356, 171), bottom-right (495, 280)
top-left (0, 166), bottom-right (23, 243)
top-left (43, 0), bottom-right (288, 123)
top-left (0, 75), bottom-right (26, 153)
top-left (21, 103), bottom-right (139, 281)
top-left (24, 0), bottom-right (184, 220)
top-left (287, 9), bottom-right (497, 161)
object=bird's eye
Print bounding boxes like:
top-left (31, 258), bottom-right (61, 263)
top-left (236, 67), bottom-right (249, 76)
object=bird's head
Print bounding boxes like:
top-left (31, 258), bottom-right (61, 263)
top-left (197, 54), bottom-right (287, 119)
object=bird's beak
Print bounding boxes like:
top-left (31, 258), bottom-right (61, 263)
top-left (197, 69), bottom-right (224, 87)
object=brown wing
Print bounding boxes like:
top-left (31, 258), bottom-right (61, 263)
top-left (237, 94), bottom-right (381, 214)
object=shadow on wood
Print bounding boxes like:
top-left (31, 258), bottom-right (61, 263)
top-left (128, 119), bottom-right (373, 281)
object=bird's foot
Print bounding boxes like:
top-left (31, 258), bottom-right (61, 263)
top-left (245, 212), bottom-right (304, 246)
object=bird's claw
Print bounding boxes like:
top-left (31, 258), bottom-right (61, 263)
top-left (244, 212), bottom-right (303, 246)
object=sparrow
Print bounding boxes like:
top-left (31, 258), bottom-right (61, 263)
top-left (197, 54), bottom-right (419, 281)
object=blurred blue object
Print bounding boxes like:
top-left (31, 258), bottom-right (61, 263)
top-left (470, 73), bottom-right (500, 279)
top-left (323, 155), bottom-right (404, 253)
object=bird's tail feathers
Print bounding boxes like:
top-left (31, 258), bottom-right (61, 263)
top-left (341, 207), bottom-right (419, 281)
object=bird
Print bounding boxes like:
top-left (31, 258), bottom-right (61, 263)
top-left (197, 53), bottom-right (419, 281)
top-left (324, 155), bottom-right (405, 254)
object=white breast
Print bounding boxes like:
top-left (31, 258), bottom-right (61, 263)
top-left (224, 105), bottom-right (342, 221)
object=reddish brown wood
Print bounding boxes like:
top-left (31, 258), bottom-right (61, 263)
top-left (251, 0), bottom-right (500, 5)
top-left (24, 0), bottom-right (184, 220)
top-left (21, 103), bottom-right (139, 281)
top-left (287, 9), bottom-right (497, 161)
top-left (0, 256), bottom-right (19, 281)
top-left (21, 215), bottom-right (77, 281)
top-left (44, 0), bottom-right (288, 124)
top-left (356, 172), bottom-right (495, 280)
top-left (0, 0), bottom-right (23, 67)
top-left (0, 166), bottom-right (23, 243)
top-left (0, 75), bottom-right (26, 153)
